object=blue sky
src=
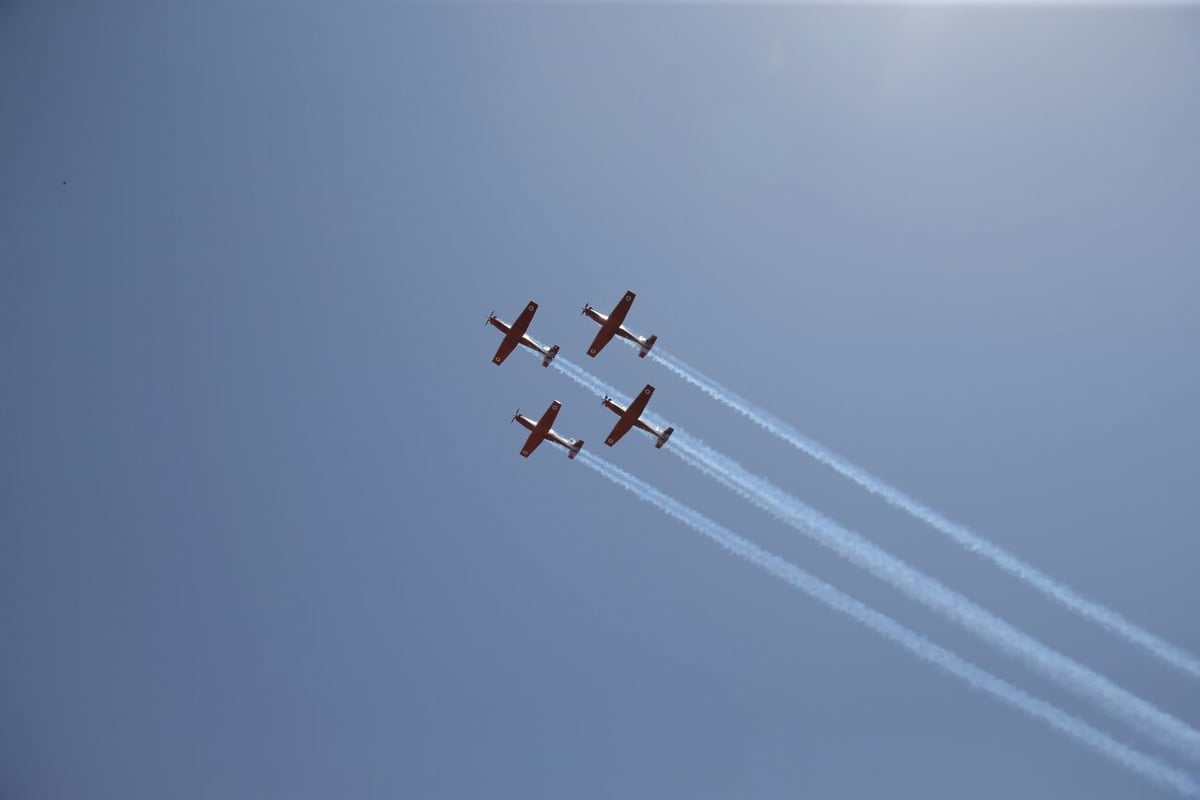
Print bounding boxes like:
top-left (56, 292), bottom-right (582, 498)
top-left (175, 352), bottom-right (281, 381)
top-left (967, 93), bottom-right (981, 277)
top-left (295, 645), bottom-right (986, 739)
top-left (3, 3), bottom-right (1199, 798)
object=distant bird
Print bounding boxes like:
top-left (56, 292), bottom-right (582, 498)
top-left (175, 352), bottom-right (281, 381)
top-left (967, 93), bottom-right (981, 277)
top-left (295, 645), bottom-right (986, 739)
top-left (61, 180), bottom-right (67, 186)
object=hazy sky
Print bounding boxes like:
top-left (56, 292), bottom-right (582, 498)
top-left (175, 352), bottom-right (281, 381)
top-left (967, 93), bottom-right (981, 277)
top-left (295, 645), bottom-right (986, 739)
top-left (3, 3), bottom-right (1199, 798)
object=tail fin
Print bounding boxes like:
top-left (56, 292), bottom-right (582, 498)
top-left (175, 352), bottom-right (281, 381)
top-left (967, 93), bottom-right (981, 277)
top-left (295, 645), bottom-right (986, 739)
top-left (568, 439), bottom-right (585, 459)
top-left (543, 344), bottom-right (560, 367)
top-left (639, 335), bottom-right (658, 358)
top-left (655, 426), bottom-right (675, 449)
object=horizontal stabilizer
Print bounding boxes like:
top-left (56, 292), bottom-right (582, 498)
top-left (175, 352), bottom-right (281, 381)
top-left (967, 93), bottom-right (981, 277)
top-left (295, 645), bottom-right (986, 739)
top-left (655, 426), bottom-right (675, 449)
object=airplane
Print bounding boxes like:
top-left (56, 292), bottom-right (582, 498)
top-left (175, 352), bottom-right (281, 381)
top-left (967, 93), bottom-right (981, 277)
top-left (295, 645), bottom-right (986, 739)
top-left (486, 300), bottom-right (560, 367)
top-left (513, 400), bottom-right (585, 460)
top-left (602, 384), bottom-right (674, 449)
top-left (582, 290), bottom-right (657, 359)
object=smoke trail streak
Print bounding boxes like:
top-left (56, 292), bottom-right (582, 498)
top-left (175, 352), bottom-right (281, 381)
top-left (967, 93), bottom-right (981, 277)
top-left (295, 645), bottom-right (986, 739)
top-left (551, 356), bottom-right (674, 429)
top-left (667, 432), bottom-right (1200, 763)
top-left (576, 451), bottom-right (1199, 798)
top-left (648, 347), bottom-right (1200, 682)
top-left (550, 358), bottom-right (628, 406)
top-left (540, 351), bottom-right (1200, 761)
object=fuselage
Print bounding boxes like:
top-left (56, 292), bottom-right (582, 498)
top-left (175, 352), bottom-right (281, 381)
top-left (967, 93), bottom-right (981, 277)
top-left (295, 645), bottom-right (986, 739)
top-left (516, 414), bottom-right (575, 452)
top-left (586, 309), bottom-right (647, 346)
top-left (490, 316), bottom-right (553, 359)
top-left (634, 417), bottom-right (659, 436)
top-left (582, 307), bottom-right (607, 326)
top-left (603, 398), bottom-right (664, 437)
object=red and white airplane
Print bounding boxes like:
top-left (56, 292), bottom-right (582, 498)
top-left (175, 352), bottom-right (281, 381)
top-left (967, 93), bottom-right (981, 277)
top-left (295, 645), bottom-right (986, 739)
top-left (487, 301), bottom-right (560, 367)
top-left (513, 400), bottom-right (584, 460)
top-left (582, 290), bottom-right (657, 359)
top-left (602, 384), bottom-right (674, 449)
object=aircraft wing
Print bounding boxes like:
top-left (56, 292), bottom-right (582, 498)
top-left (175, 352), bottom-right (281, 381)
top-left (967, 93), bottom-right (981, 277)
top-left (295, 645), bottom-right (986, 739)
top-left (625, 384), bottom-right (654, 419)
top-left (607, 291), bottom-right (635, 328)
top-left (605, 385), bottom-right (654, 446)
top-left (587, 292), bottom-right (635, 357)
top-left (587, 326), bottom-right (617, 358)
top-left (520, 400), bottom-right (561, 457)
top-left (510, 301), bottom-right (538, 338)
top-left (492, 336), bottom-right (520, 365)
top-left (605, 416), bottom-right (635, 446)
top-left (492, 301), bottom-right (538, 365)
top-left (520, 429), bottom-right (544, 457)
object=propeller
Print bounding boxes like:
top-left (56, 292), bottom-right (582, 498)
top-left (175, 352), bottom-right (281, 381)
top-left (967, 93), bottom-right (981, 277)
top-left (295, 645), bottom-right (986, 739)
top-left (601, 395), bottom-right (610, 405)
top-left (580, 303), bottom-right (592, 315)
top-left (511, 408), bottom-right (521, 424)
top-left (484, 311), bottom-right (496, 326)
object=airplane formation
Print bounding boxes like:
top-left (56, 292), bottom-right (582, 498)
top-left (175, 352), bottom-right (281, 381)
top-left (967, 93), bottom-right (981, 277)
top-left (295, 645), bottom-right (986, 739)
top-left (487, 290), bottom-right (665, 460)
top-left (483, 290), bottom-right (1200, 799)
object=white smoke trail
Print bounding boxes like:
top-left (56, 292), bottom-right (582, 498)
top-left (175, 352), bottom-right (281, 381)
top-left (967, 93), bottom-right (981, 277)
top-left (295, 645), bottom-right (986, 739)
top-left (649, 348), bottom-right (1200, 682)
top-left (551, 356), bottom-right (674, 429)
top-left (542, 350), bottom-right (1200, 761)
top-left (667, 432), bottom-right (1200, 763)
top-left (551, 358), bottom-right (628, 405)
top-left (576, 451), bottom-right (1199, 798)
